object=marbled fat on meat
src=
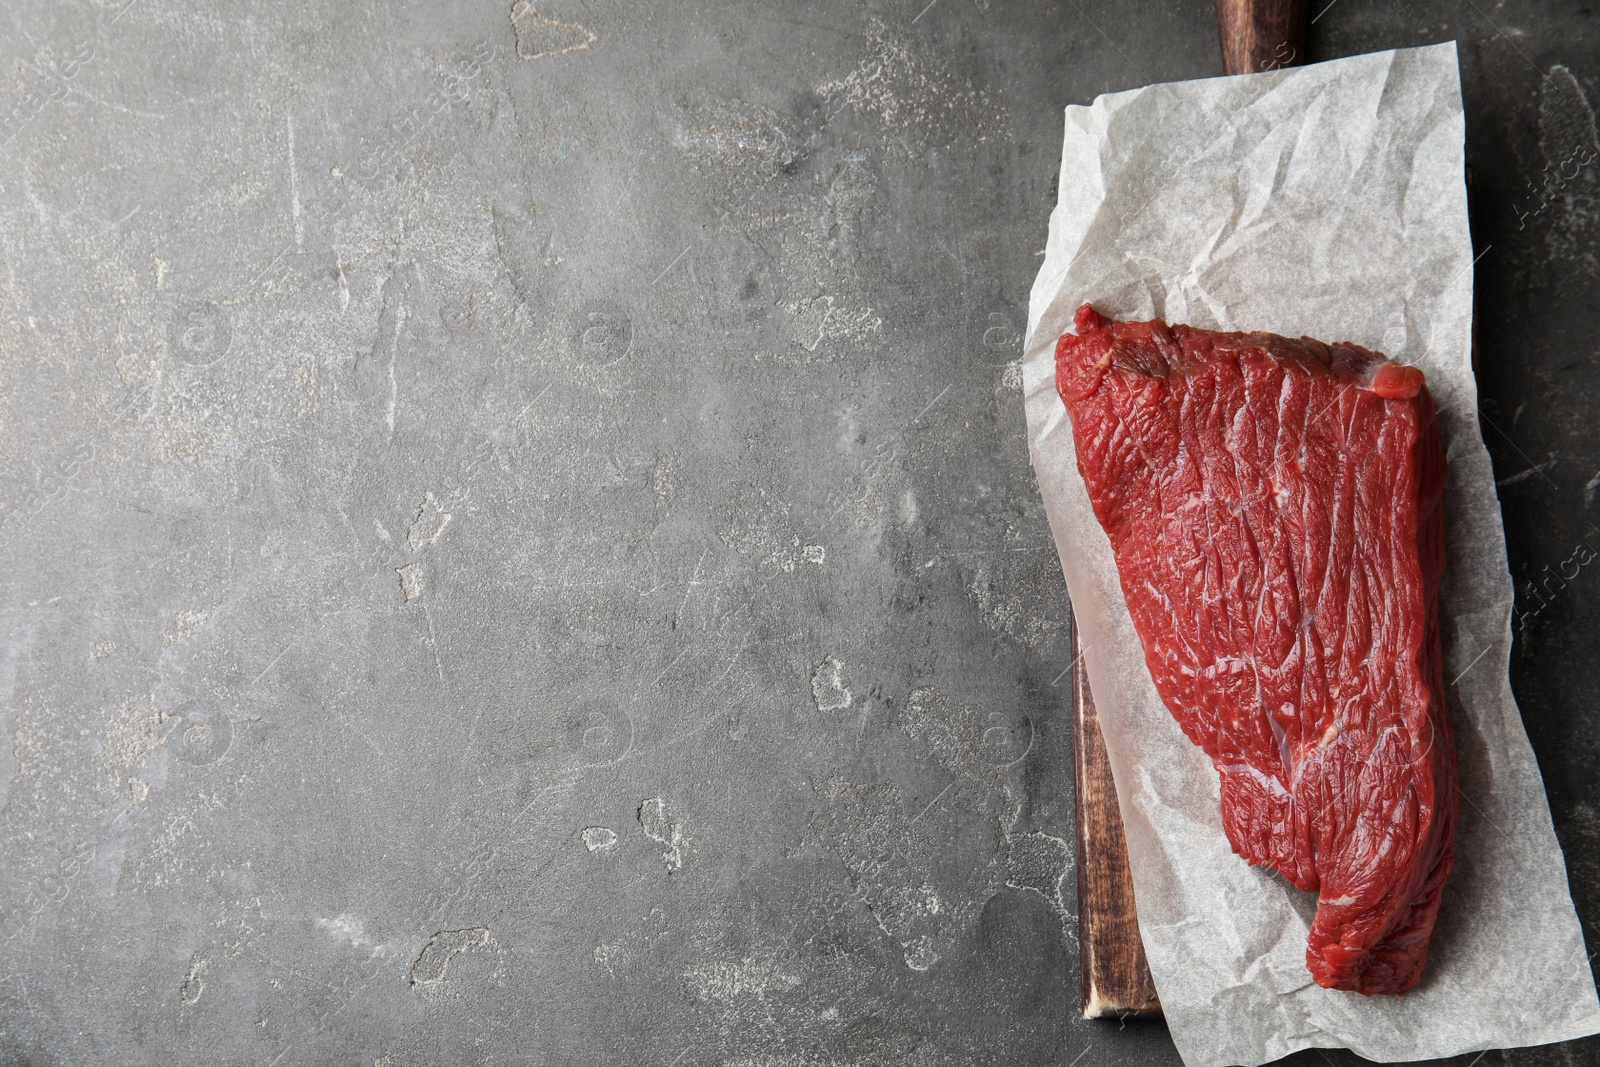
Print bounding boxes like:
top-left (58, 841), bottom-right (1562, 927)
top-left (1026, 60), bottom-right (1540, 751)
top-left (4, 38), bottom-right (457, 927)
top-left (1056, 304), bottom-right (1457, 995)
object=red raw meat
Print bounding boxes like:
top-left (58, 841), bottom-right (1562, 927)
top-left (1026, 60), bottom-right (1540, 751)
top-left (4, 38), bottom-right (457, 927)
top-left (1056, 303), bottom-right (1456, 995)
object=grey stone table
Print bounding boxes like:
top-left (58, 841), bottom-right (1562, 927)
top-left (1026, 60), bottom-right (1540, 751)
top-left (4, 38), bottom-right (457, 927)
top-left (0, 1), bottom-right (1596, 1064)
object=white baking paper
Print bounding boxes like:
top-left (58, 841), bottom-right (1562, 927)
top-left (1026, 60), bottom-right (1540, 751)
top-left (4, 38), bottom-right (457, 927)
top-left (1023, 43), bottom-right (1600, 1067)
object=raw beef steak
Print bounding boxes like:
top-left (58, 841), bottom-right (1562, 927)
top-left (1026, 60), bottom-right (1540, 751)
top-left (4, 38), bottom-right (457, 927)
top-left (1055, 303), bottom-right (1456, 995)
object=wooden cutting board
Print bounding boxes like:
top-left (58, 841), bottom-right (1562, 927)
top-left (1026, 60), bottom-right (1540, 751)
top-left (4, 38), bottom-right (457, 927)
top-left (1070, 0), bottom-right (1306, 1021)
top-left (1072, 612), bottom-right (1162, 1019)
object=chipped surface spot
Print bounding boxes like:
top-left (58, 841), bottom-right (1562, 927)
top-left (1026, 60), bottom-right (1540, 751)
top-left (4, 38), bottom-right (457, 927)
top-left (810, 656), bottom-right (852, 712)
top-left (406, 491), bottom-right (453, 551)
top-left (638, 797), bottom-right (684, 872)
top-left (580, 826), bottom-right (618, 852)
top-left (409, 928), bottom-right (490, 985)
top-left (510, 1), bottom-right (596, 61)
top-left (1000, 359), bottom-right (1025, 391)
top-left (179, 961), bottom-right (204, 1005)
top-left (395, 562), bottom-right (423, 602)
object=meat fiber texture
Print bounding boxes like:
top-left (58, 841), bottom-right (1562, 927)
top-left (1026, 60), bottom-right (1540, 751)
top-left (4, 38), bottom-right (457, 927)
top-left (1056, 304), bottom-right (1455, 995)
top-left (1022, 44), bottom-right (1600, 1066)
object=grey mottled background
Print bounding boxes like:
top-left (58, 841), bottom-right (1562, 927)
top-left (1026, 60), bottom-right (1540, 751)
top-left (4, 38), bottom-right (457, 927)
top-left (0, 2), bottom-right (1596, 1065)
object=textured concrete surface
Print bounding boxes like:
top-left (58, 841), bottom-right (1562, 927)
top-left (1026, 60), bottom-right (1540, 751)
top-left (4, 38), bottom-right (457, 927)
top-left (0, 1), bottom-right (1596, 1065)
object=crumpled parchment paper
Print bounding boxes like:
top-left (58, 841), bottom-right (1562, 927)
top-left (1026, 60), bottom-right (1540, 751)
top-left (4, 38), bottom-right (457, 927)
top-left (1022, 42), bottom-right (1600, 1067)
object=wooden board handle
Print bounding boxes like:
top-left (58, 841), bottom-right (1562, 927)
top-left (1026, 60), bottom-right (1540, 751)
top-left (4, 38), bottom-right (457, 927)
top-left (1212, 0), bottom-right (1308, 75)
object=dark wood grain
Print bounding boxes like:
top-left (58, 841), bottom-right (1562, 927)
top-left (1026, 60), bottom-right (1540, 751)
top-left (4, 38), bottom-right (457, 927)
top-left (1212, 0), bottom-right (1307, 75)
top-left (1072, 612), bottom-right (1162, 1020)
